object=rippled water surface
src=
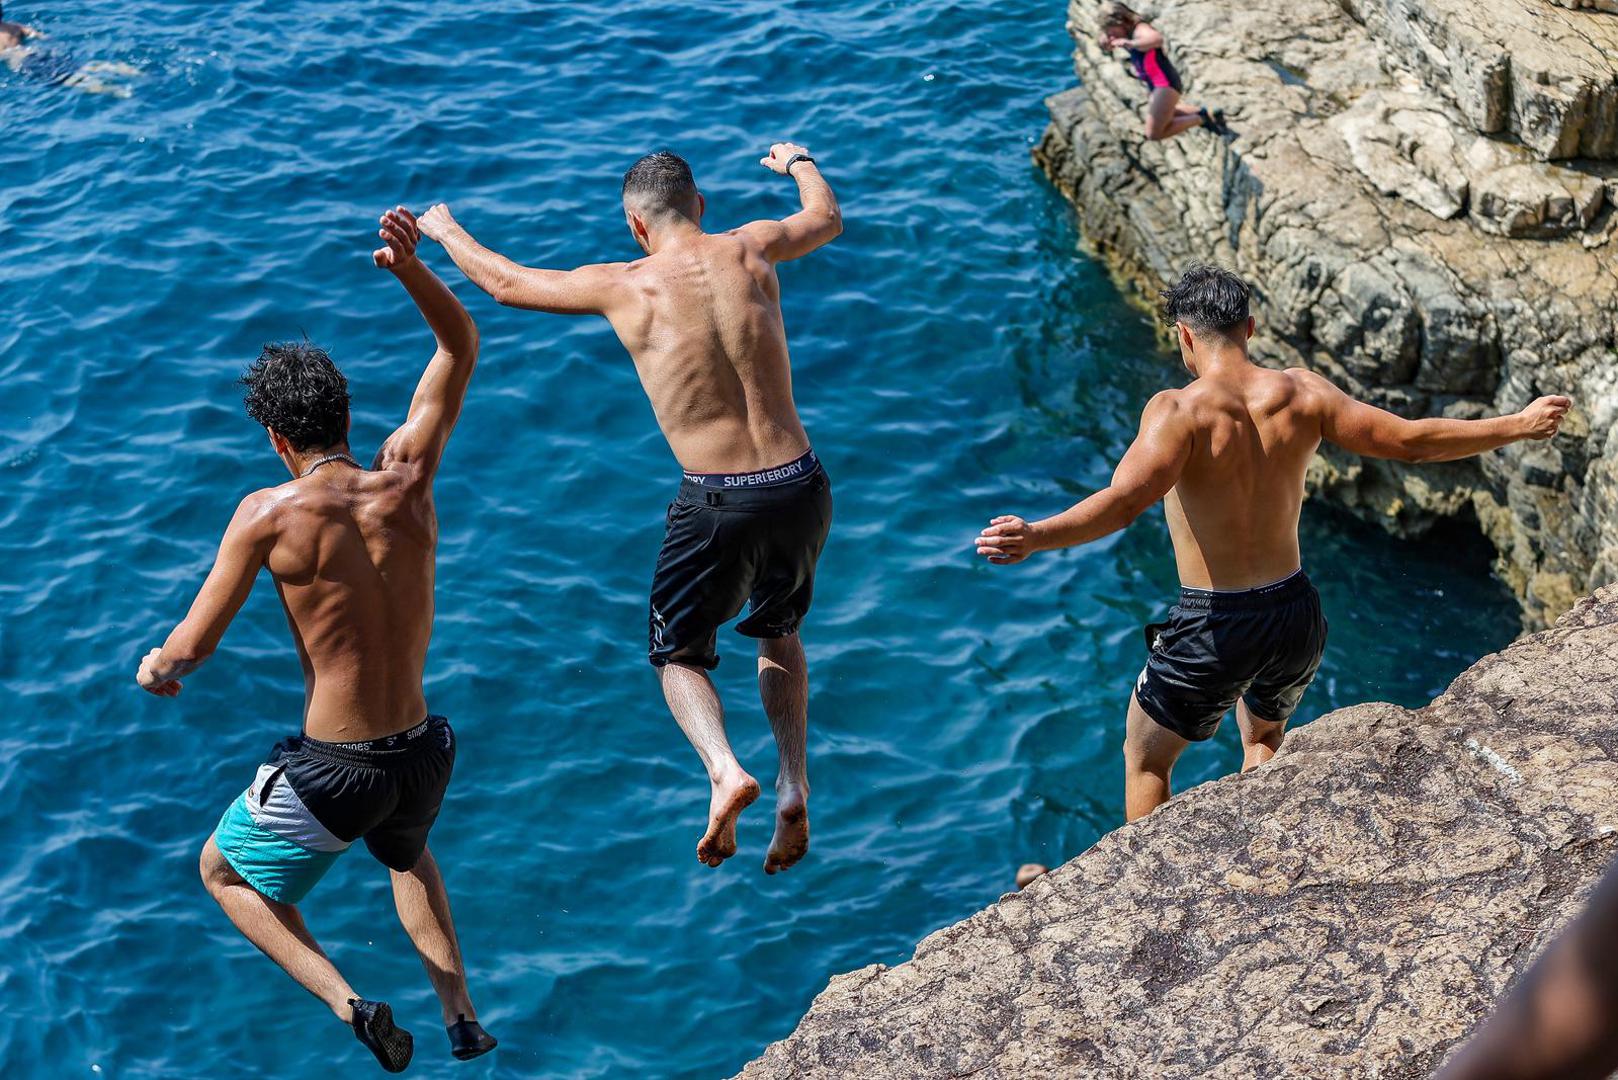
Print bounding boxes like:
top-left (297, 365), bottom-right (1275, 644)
top-left (0, 2), bottom-right (1518, 1077)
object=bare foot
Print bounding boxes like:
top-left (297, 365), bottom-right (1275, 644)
top-left (697, 770), bottom-right (759, 867)
top-left (764, 786), bottom-right (809, 875)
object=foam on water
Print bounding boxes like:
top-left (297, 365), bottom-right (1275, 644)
top-left (0, 1), bottom-right (1516, 1076)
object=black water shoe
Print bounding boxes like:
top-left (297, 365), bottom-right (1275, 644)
top-left (448, 1014), bottom-right (498, 1061)
top-left (349, 998), bottom-right (414, 1073)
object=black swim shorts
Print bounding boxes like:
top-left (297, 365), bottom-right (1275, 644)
top-left (649, 449), bottom-right (833, 670)
top-left (212, 716), bottom-right (456, 903)
top-left (1134, 570), bottom-right (1327, 742)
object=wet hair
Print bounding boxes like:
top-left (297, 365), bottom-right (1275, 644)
top-left (621, 150), bottom-right (700, 219)
top-left (1099, 2), bottom-right (1142, 32)
top-left (1160, 264), bottom-right (1251, 338)
top-left (240, 340), bottom-right (351, 452)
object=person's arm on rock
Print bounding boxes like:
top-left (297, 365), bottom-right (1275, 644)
top-left (976, 390), bottom-right (1191, 564)
top-left (1300, 370), bottom-right (1569, 463)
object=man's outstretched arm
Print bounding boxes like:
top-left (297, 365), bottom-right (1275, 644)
top-left (136, 494), bottom-right (274, 696)
top-left (370, 206), bottom-right (481, 477)
top-left (976, 391), bottom-right (1192, 565)
top-left (417, 203), bottom-right (625, 315)
top-left (1301, 370), bottom-right (1569, 463)
top-left (739, 142), bottom-right (842, 263)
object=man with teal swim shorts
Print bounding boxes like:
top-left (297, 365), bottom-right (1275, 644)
top-left (135, 208), bottom-right (496, 1073)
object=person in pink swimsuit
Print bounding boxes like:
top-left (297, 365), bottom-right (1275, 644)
top-left (1098, 2), bottom-right (1230, 141)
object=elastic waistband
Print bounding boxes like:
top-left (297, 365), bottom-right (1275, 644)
top-left (682, 449), bottom-right (818, 490)
top-left (299, 716), bottom-right (442, 761)
top-left (1178, 569), bottom-right (1313, 611)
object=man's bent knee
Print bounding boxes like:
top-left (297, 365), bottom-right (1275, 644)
top-left (199, 837), bottom-right (240, 898)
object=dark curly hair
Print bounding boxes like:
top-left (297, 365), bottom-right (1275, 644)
top-left (622, 150), bottom-right (700, 219)
top-left (1160, 264), bottom-right (1251, 338)
top-left (241, 341), bottom-right (351, 452)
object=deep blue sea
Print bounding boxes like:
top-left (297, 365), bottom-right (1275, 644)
top-left (0, 2), bottom-right (1518, 1077)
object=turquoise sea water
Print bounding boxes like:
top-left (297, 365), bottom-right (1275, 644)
top-left (0, 2), bottom-right (1518, 1077)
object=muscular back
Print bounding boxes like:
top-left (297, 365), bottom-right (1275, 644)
top-left (604, 230), bottom-right (809, 473)
top-left (258, 462), bottom-right (436, 742)
top-left (1163, 368), bottom-right (1322, 589)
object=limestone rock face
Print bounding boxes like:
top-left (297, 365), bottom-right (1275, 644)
top-left (1340, 0), bottom-right (1618, 160)
top-left (1032, 0), bottom-right (1618, 627)
top-left (734, 587), bottom-right (1618, 1079)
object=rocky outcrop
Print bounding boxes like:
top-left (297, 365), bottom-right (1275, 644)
top-left (735, 586), bottom-right (1618, 1079)
top-left (1031, 0), bottom-right (1618, 627)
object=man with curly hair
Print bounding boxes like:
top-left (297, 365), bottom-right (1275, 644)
top-left (135, 208), bottom-right (496, 1072)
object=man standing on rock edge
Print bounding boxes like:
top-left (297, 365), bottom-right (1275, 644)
top-left (975, 264), bottom-right (1570, 822)
top-left (417, 144), bottom-right (840, 874)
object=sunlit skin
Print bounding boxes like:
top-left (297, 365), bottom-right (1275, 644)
top-left (419, 143), bottom-right (842, 873)
top-left (134, 209), bottom-right (490, 1037)
top-left (1436, 857), bottom-right (1618, 1080)
top-left (976, 313), bottom-right (1569, 820)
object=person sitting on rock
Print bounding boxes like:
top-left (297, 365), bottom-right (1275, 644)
top-left (1097, 2), bottom-right (1230, 141)
top-left (975, 264), bottom-right (1570, 822)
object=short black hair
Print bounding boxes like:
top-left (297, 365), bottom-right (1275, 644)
top-left (241, 341), bottom-right (351, 452)
top-left (622, 151), bottom-right (699, 219)
top-left (1160, 264), bottom-right (1251, 337)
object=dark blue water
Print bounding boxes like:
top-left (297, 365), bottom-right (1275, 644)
top-left (0, 2), bottom-right (1517, 1077)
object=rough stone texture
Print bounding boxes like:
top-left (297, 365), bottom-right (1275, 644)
top-left (1032, 0), bottom-right (1618, 627)
top-left (1340, 0), bottom-right (1618, 160)
top-left (735, 587), bottom-right (1618, 1080)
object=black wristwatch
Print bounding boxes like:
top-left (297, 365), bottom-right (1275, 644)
top-left (784, 153), bottom-right (816, 175)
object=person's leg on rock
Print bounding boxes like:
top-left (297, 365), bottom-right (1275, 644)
top-left (1235, 699), bottom-right (1286, 771)
top-left (1123, 691), bottom-right (1191, 821)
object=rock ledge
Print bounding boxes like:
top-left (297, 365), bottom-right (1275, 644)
top-left (735, 586), bottom-right (1618, 1078)
top-left (1032, 0), bottom-right (1618, 627)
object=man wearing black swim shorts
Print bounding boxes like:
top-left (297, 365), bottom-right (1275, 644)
top-left (420, 142), bottom-right (840, 874)
top-left (977, 265), bottom-right (1570, 821)
top-left (135, 209), bottom-right (496, 1071)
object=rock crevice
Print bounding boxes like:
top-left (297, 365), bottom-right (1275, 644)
top-left (736, 586), bottom-right (1618, 1078)
top-left (1032, 0), bottom-right (1618, 626)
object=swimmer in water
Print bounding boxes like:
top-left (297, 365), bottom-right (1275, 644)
top-left (0, 3), bottom-right (140, 97)
top-left (136, 209), bottom-right (496, 1072)
top-left (1097, 2), bottom-right (1230, 141)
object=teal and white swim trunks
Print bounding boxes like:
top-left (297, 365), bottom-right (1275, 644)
top-left (212, 716), bottom-right (455, 903)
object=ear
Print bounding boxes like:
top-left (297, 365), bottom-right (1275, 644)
top-left (267, 427), bottom-right (289, 456)
top-left (627, 210), bottom-right (649, 243)
top-left (1244, 315), bottom-right (1256, 341)
top-left (1177, 322), bottom-right (1196, 353)
top-left (695, 192), bottom-right (706, 221)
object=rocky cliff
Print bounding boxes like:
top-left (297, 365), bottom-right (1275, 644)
top-left (735, 586), bottom-right (1618, 1079)
top-left (1031, 0), bottom-right (1618, 627)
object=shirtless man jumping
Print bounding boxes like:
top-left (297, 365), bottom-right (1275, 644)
top-left (976, 265), bottom-right (1569, 822)
top-left (419, 144), bottom-right (840, 874)
top-left (136, 208), bottom-right (496, 1071)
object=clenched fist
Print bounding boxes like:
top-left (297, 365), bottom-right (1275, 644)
top-left (136, 647), bottom-right (182, 697)
top-left (1519, 395), bottom-right (1571, 440)
top-left (417, 203), bottom-right (458, 242)
top-left (760, 142), bottom-right (813, 175)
